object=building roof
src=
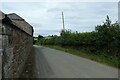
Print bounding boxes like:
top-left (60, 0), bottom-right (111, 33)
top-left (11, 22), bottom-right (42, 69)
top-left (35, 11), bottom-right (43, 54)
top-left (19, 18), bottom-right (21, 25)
top-left (7, 13), bottom-right (24, 20)
top-left (0, 11), bottom-right (33, 36)
top-left (0, 11), bottom-right (5, 20)
top-left (7, 13), bottom-right (33, 36)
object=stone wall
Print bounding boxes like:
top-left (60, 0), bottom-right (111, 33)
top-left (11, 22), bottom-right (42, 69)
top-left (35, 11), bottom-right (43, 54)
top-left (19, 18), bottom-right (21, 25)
top-left (0, 22), bottom-right (2, 80)
top-left (0, 12), bottom-right (33, 78)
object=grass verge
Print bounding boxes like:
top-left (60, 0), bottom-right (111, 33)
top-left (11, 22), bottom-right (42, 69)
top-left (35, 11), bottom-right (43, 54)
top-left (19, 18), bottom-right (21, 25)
top-left (45, 45), bottom-right (119, 69)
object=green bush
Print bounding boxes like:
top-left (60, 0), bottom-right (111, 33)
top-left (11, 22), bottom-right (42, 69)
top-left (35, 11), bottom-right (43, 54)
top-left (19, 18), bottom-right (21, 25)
top-left (37, 16), bottom-right (120, 58)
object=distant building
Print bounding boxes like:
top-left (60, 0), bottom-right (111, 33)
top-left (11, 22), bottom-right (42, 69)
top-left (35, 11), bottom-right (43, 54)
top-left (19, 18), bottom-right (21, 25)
top-left (34, 37), bottom-right (38, 40)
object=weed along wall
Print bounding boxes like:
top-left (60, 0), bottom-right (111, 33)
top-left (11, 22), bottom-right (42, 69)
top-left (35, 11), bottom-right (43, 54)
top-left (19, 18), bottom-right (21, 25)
top-left (0, 11), bottom-right (34, 78)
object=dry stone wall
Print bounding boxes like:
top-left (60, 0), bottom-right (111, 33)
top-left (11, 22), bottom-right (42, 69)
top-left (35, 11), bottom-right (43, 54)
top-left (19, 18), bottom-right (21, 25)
top-left (0, 11), bottom-right (33, 78)
top-left (0, 22), bottom-right (2, 80)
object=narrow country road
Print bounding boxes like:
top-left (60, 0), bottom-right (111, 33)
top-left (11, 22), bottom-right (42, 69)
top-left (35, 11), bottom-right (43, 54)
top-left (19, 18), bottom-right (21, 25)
top-left (32, 45), bottom-right (118, 78)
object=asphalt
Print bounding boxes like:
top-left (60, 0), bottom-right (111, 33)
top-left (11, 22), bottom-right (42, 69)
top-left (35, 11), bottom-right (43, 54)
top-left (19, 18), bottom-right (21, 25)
top-left (0, 50), bottom-right (2, 79)
top-left (32, 45), bottom-right (118, 78)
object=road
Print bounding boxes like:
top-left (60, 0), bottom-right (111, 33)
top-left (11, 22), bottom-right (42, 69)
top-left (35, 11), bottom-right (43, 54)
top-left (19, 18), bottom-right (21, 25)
top-left (32, 45), bottom-right (118, 78)
top-left (0, 58), bottom-right (1, 79)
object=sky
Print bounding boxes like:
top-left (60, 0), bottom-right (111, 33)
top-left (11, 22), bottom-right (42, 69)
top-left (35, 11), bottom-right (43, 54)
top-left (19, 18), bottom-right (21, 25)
top-left (0, 0), bottom-right (118, 37)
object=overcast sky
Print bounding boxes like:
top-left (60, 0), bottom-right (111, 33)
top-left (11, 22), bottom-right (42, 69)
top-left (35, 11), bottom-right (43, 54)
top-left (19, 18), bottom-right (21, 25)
top-left (0, 1), bottom-right (118, 37)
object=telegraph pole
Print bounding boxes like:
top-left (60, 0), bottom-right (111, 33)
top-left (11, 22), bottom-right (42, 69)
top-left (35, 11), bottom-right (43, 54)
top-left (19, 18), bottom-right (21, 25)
top-left (62, 12), bottom-right (65, 31)
top-left (118, 1), bottom-right (120, 25)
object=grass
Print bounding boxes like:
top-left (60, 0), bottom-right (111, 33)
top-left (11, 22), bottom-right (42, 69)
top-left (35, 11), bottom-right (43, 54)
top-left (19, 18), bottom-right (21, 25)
top-left (45, 45), bottom-right (119, 69)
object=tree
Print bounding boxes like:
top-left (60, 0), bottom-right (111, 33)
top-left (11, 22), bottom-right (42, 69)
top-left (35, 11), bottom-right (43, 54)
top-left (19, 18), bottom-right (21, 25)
top-left (95, 15), bottom-right (120, 55)
top-left (38, 35), bottom-right (43, 40)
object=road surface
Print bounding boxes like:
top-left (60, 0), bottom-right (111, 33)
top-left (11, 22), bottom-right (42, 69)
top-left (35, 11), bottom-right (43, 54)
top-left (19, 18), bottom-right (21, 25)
top-left (0, 50), bottom-right (2, 79)
top-left (32, 45), bottom-right (118, 78)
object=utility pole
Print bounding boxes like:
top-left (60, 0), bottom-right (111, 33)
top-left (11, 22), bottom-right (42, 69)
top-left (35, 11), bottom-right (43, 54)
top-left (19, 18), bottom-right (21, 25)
top-left (62, 12), bottom-right (65, 31)
top-left (118, 1), bottom-right (120, 25)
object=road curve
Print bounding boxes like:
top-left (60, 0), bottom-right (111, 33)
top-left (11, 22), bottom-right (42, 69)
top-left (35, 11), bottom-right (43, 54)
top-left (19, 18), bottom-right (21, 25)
top-left (32, 45), bottom-right (118, 78)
